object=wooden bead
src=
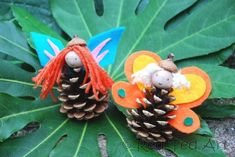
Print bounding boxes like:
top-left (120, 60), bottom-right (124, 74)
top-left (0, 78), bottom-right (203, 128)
top-left (151, 70), bottom-right (173, 89)
top-left (65, 51), bottom-right (83, 68)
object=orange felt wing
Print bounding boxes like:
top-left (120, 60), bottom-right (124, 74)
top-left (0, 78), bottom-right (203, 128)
top-left (112, 81), bottom-right (145, 108)
top-left (168, 107), bottom-right (200, 134)
top-left (171, 66), bottom-right (211, 108)
top-left (124, 51), bottom-right (161, 82)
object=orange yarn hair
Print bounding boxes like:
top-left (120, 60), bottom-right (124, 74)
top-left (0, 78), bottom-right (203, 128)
top-left (32, 40), bottom-right (114, 100)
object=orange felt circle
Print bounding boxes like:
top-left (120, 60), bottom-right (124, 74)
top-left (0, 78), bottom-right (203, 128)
top-left (124, 51), bottom-right (161, 82)
top-left (112, 81), bottom-right (145, 108)
top-left (177, 66), bottom-right (212, 108)
top-left (168, 107), bottom-right (200, 134)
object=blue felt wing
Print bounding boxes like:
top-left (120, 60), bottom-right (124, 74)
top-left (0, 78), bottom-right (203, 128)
top-left (88, 27), bottom-right (125, 68)
top-left (31, 27), bottom-right (124, 68)
top-left (30, 32), bottom-right (65, 67)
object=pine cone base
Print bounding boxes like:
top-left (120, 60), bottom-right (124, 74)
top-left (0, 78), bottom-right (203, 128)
top-left (58, 64), bottom-right (109, 120)
top-left (126, 88), bottom-right (178, 143)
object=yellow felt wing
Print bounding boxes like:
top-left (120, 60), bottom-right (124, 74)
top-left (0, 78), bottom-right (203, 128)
top-left (124, 51), bottom-right (161, 90)
top-left (170, 67), bottom-right (212, 108)
top-left (124, 51), bottom-right (161, 82)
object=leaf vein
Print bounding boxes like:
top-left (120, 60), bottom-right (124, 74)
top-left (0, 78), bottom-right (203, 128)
top-left (74, 0), bottom-right (92, 38)
top-left (22, 118), bottom-right (69, 157)
top-left (105, 113), bottom-right (134, 157)
top-left (0, 34), bottom-right (36, 57)
top-left (157, 14), bottom-right (235, 56)
top-left (73, 122), bottom-right (88, 157)
top-left (116, 0), bottom-right (124, 27)
top-left (111, 0), bottom-right (168, 77)
top-left (0, 104), bottom-right (60, 121)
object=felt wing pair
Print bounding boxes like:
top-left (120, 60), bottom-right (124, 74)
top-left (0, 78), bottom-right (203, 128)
top-left (31, 27), bottom-right (125, 68)
top-left (32, 28), bottom-right (211, 142)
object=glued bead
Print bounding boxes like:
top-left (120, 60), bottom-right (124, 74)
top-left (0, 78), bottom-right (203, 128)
top-left (118, 88), bottom-right (126, 98)
top-left (65, 51), bottom-right (83, 68)
top-left (184, 117), bottom-right (193, 126)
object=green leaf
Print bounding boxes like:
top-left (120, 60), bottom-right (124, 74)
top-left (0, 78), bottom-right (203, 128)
top-left (0, 21), bottom-right (40, 70)
top-left (0, 0), bottom-right (62, 34)
top-left (165, 134), bottom-right (226, 157)
top-left (195, 119), bottom-right (213, 137)
top-left (50, 0), bottom-right (235, 80)
top-left (177, 47), bottom-right (234, 67)
top-left (195, 99), bottom-right (235, 118)
top-left (197, 64), bottom-right (235, 99)
top-left (110, 0), bottom-right (235, 80)
top-left (0, 60), bottom-right (40, 98)
top-left (11, 6), bottom-right (67, 46)
top-left (50, 0), bottom-right (140, 39)
top-left (0, 94), bottom-right (162, 157)
top-left (2, 1), bottom-right (234, 156)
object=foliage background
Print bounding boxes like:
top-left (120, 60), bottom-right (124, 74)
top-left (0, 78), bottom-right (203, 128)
top-left (0, 0), bottom-right (235, 157)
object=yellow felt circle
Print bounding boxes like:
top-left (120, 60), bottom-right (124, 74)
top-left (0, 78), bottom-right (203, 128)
top-left (133, 55), bottom-right (157, 73)
top-left (171, 74), bottom-right (206, 105)
top-left (133, 55), bottom-right (157, 90)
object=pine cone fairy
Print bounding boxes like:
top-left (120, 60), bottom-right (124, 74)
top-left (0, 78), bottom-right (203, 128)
top-left (112, 51), bottom-right (212, 143)
top-left (31, 27), bottom-right (124, 120)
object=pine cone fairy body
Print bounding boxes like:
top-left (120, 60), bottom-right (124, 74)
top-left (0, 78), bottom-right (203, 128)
top-left (112, 51), bottom-right (212, 143)
top-left (126, 88), bottom-right (177, 143)
top-left (58, 64), bottom-right (109, 120)
top-left (33, 36), bottom-right (114, 120)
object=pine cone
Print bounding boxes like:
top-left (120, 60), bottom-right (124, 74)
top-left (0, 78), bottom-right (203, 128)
top-left (58, 64), bottom-right (109, 120)
top-left (126, 87), bottom-right (178, 143)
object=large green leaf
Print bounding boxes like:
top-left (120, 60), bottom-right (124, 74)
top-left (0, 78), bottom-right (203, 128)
top-left (50, 0), bottom-right (235, 81)
top-left (0, 42), bottom-right (225, 157)
top-left (0, 1), bottom-right (233, 156)
top-left (0, 94), bottom-right (162, 157)
top-left (0, 21), bottom-right (40, 70)
top-left (111, 0), bottom-right (235, 80)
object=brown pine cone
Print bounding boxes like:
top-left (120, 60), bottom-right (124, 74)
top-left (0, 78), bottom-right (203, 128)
top-left (126, 87), bottom-right (178, 143)
top-left (58, 64), bottom-right (109, 120)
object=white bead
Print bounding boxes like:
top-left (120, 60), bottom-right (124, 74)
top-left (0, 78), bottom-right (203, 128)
top-left (65, 51), bottom-right (82, 68)
top-left (151, 70), bottom-right (173, 89)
